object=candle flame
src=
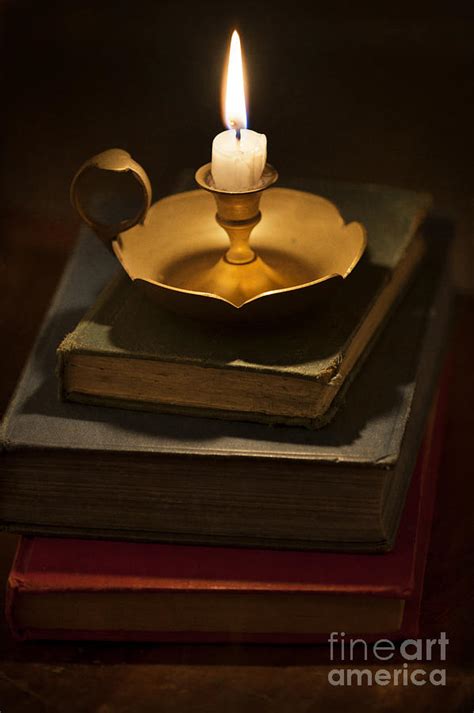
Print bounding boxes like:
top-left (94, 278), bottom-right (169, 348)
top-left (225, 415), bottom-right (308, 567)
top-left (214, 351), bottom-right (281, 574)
top-left (223, 30), bottom-right (247, 132)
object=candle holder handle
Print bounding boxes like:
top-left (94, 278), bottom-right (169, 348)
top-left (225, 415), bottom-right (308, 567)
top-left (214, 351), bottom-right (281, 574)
top-left (195, 163), bottom-right (278, 265)
top-left (70, 148), bottom-right (152, 251)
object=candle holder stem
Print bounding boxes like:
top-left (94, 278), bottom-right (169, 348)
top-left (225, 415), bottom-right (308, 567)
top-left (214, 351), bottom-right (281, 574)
top-left (219, 216), bottom-right (259, 264)
top-left (214, 195), bottom-right (261, 264)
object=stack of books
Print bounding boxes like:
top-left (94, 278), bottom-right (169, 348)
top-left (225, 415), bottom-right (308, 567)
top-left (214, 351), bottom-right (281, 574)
top-left (0, 176), bottom-right (452, 643)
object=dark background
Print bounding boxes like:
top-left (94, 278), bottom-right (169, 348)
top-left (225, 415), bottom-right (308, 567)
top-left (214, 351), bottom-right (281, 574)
top-left (1, 2), bottom-right (473, 236)
top-left (1, 3), bottom-right (474, 711)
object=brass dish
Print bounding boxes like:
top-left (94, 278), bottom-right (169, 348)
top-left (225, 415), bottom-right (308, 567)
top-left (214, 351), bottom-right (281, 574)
top-left (71, 149), bottom-right (367, 322)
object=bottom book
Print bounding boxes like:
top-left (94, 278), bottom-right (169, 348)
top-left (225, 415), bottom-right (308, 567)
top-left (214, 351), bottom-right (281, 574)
top-left (6, 381), bottom-right (446, 645)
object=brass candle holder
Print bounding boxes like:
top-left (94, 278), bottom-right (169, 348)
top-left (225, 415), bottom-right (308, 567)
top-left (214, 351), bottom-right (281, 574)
top-left (71, 148), bottom-right (367, 323)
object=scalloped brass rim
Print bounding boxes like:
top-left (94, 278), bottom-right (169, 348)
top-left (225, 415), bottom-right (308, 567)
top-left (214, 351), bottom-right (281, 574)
top-left (112, 188), bottom-right (367, 311)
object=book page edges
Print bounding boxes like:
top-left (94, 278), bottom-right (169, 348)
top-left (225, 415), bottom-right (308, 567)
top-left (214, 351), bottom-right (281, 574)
top-left (10, 590), bottom-right (405, 637)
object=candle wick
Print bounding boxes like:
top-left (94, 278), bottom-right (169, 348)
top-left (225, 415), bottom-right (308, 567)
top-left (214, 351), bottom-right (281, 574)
top-left (236, 128), bottom-right (241, 141)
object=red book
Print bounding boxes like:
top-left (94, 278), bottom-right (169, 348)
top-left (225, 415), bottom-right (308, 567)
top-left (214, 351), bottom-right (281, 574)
top-left (6, 385), bottom-right (446, 644)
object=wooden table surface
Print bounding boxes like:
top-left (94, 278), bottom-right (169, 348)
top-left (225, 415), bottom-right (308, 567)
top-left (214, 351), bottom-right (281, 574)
top-left (1, 3), bottom-right (473, 710)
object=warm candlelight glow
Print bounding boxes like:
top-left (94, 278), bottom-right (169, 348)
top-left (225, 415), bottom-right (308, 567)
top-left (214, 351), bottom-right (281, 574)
top-left (223, 30), bottom-right (247, 133)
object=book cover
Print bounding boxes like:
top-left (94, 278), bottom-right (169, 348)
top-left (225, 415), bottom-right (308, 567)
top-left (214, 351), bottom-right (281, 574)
top-left (57, 178), bottom-right (430, 428)
top-left (5, 380), bottom-right (445, 644)
top-left (0, 218), bottom-right (452, 551)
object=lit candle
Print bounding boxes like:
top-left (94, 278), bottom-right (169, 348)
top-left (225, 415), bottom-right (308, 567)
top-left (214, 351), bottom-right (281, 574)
top-left (211, 30), bottom-right (267, 192)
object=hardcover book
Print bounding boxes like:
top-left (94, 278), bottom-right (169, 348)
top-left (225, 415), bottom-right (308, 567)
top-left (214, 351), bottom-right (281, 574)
top-left (5, 384), bottom-right (445, 644)
top-left (0, 215), bottom-right (451, 551)
top-left (57, 178), bottom-right (430, 428)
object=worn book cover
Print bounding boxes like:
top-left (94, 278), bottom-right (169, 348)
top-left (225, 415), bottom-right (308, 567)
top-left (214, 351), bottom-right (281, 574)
top-left (57, 178), bottom-right (430, 427)
top-left (0, 216), bottom-right (452, 551)
top-left (5, 379), bottom-right (445, 643)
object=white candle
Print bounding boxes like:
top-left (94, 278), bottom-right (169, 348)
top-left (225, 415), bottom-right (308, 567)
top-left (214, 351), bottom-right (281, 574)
top-left (211, 30), bottom-right (267, 192)
top-left (212, 129), bottom-right (266, 192)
